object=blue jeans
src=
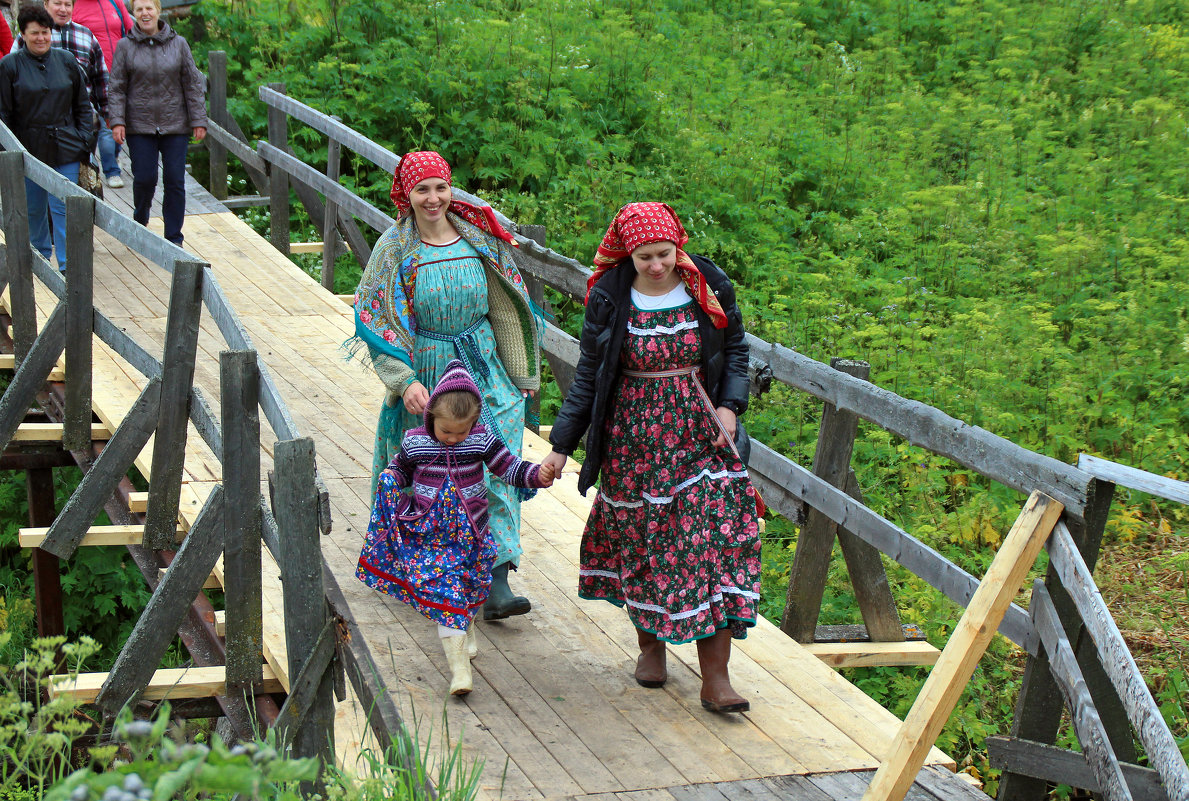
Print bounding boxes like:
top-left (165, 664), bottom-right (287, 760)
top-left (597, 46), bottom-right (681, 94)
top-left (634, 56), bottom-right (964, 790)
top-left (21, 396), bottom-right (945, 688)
top-left (127, 133), bottom-right (188, 245)
top-left (25, 162), bottom-right (81, 270)
top-left (97, 117), bottom-right (120, 178)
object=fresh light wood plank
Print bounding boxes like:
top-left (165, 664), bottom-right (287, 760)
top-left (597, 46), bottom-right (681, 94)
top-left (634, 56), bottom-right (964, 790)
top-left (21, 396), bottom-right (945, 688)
top-left (803, 641), bottom-right (941, 669)
top-left (12, 422), bottom-right (111, 442)
top-left (0, 352), bottom-right (66, 381)
top-left (158, 567), bottom-right (221, 590)
top-left (20, 523), bottom-right (185, 548)
top-left (289, 241), bottom-right (325, 254)
top-left (861, 492), bottom-right (1063, 801)
top-left (50, 664), bottom-right (283, 703)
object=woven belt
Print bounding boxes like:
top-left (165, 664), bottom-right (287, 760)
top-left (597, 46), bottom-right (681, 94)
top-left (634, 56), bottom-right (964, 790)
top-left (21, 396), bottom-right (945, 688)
top-left (621, 365), bottom-right (741, 462)
top-left (418, 317), bottom-right (490, 380)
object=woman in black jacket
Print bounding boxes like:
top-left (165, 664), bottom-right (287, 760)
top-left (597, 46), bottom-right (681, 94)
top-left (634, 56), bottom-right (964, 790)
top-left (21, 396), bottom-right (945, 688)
top-left (0, 4), bottom-right (93, 269)
top-left (541, 202), bottom-right (762, 714)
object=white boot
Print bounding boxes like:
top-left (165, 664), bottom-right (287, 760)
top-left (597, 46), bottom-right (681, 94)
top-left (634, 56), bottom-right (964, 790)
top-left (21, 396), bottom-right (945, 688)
top-left (441, 633), bottom-right (473, 696)
top-left (466, 623), bottom-right (478, 660)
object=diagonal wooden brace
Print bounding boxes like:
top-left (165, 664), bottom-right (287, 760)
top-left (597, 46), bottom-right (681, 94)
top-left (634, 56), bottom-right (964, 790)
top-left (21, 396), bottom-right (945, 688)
top-left (96, 486), bottom-right (227, 716)
top-left (39, 377), bottom-right (162, 559)
top-left (0, 302), bottom-right (67, 454)
top-left (274, 615), bottom-right (339, 751)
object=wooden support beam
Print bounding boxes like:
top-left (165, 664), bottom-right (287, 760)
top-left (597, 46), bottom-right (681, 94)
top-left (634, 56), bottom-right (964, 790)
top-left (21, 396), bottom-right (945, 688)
top-left (836, 469), bottom-right (906, 642)
top-left (28, 468), bottom-right (64, 638)
top-left (206, 50), bottom-right (229, 200)
top-left (1077, 454), bottom-right (1189, 505)
top-left (1047, 522), bottom-right (1189, 801)
top-left (860, 491), bottom-right (1063, 801)
top-left (274, 617), bottom-right (339, 750)
top-left (0, 354), bottom-right (65, 380)
top-left (63, 195), bottom-right (95, 452)
top-left (803, 641), bottom-right (941, 669)
top-left (144, 261), bottom-right (204, 550)
top-left (220, 193), bottom-right (270, 210)
top-left (158, 568), bottom-right (221, 590)
top-left (320, 118), bottom-right (342, 291)
top-left (289, 242), bottom-right (324, 254)
top-left (0, 303), bottom-right (68, 454)
top-left (1030, 582), bottom-right (1135, 801)
top-left (20, 523), bottom-right (185, 548)
top-left (988, 737), bottom-right (1171, 801)
top-left (52, 664), bottom-right (283, 704)
top-left (0, 151), bottom-right (36, 363)
top-left (221, 350), bottom-right (263, 690)
top-left (13, 423), bottom-right (111, 442)
top-left (39, 378), bottom-right (162, 559)
top-left (273, 437), bottom-right (335, 768)
top-left (267, 82), bottom-right (290, 256)
top-left (98, 487), bottom-right (227, 716)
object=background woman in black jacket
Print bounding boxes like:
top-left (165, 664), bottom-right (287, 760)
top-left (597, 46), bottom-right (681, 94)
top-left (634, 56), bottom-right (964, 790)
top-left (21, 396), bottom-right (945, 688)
top-left (0, 4), bottom-right (92, 269)
top-left (542, 202), bottom-right (762, 714)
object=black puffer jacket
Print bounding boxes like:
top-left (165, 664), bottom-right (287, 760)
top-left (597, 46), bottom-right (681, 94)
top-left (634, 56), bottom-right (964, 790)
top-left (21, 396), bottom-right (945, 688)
top-left (550, 254), bottom-right (750, 495)
top-left (0, 48), bottom-right (93, 166)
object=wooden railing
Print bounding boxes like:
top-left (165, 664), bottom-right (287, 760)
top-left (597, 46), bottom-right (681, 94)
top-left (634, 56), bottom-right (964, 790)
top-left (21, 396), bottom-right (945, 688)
top-left (0, 127), bottom-right (424, 790)
top-left (194, 67), bottom-right (1189, 801)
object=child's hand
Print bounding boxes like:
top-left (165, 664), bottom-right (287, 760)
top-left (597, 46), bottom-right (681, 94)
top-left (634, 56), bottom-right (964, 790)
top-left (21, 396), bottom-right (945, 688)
top-left (537, 462), bottom-right (556, 486)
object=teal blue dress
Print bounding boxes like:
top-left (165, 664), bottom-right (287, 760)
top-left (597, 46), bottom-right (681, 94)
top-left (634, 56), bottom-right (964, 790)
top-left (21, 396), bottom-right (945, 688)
top-left (373, 237), bottom-right (526, 567)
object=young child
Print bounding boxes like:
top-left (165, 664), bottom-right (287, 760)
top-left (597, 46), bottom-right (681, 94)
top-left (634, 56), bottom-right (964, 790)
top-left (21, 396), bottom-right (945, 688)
top-left (356, 360), bottom-right (556, 695)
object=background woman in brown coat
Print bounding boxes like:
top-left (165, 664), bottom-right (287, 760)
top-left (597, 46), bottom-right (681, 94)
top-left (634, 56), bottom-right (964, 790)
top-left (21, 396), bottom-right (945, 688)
top-left (108, 0), bottom-right (205, 246)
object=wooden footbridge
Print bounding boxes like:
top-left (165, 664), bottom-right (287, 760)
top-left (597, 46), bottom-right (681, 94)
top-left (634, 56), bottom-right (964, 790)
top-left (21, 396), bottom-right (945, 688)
top-left (1, 57), bottom-right (1187, 801)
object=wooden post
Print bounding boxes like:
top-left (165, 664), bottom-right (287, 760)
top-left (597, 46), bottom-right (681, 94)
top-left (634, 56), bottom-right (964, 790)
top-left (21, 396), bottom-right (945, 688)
top-left (28, 468), bottom-right (64, 638)
top-left (0, 151), bottom-right (36, 363)
top-left (0, 303), bottom-right (68, 453)
top-left (63, 196), bottom-right (94, 453)
top-left (144, 261), bottom-right (205, 550)
top-left (273, 437), bottom-right (334, 771)
top-left (520, 224), bottom-right (546, 433)
top-left (999, 479), bottom-right (1131, 801)
top-left (836, 469), bottom-right (906, 642)
top-left (96, 487), bottom-right (227, 716)
top-left (221, 350), bottom-right (263, 690)
top-left (782, 359), bottom-right (885, 641)
top-left (320, 120), bottom-right (341, 292)
top-left (860, 491), bottom-right (1063, 801)
top-left (39, 378), bottom-right (162, 559)
top-left (267, 83), bottom-right (290, 256)
top-left (207, 51), bottom-right (229, 200)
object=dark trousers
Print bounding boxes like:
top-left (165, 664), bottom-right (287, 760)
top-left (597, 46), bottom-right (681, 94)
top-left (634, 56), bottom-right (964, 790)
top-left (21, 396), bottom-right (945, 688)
top-left (127, 133), bottom-right (188, 245)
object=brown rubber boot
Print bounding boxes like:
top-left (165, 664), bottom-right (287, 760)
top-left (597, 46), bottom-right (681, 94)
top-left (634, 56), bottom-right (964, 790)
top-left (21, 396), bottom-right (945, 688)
top-left (696, 629), bottom-right (749, 713)
top-left (634, 628), bottom-right (667, 688)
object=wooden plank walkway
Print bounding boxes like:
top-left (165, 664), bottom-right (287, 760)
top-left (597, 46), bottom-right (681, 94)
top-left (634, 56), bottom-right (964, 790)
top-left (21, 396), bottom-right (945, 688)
top-left (5, 169), bottom-right (990, 800)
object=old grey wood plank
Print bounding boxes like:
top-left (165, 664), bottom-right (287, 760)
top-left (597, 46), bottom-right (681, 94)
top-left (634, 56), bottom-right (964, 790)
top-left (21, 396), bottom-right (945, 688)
top-left (783, 360), bottom-right (886, 641)
top-left (749, 439), bottom-right (1036, 651)
top-left (668, 784), bottom-right (731, 801)
top-left (987, 737), bottom-right (1171, 801)
top-left (320, 118), bottom-right (342, 292)
top-left (221, 350), bottom-right (263, 689)
top-left (39, 378), bottom-right (162, 559)
top-left (836, 470), bottom-right (905, 641)
top-left (256, 142), bottom-right (393, 233)
top-left (914, 767), bottom-right (991, 801)
top-left (1077, 454), bottom-right (1189, 505)
top-left (0, 151), bottom-right (36, 363)
top-left (274, 616), bottom-right (336, 749)
top-left (206, 51), bottom-right (229, 200)
top-left (761, 775), bottom-right (834, 801)
top-left (0, 302), bottom-right (67, 453)
top-left (272, 437), bottom-right (334, 767)
top-left (1047, 522), bottom-right (1189, 801)
top-left (204, 120), bottom-right (268, 178)
top-left (1030, 582), bottom-right (1134, 801)
top-left (220, 193), bottom-right (270, 209)
top-left (96, 487), bottom-right (227, 716)
top-left (144, 261), bottom-right (205, 550)
top-left (744, 334), bottom-right (1092, 519)
top-left (267, 83), bottom-right (291, 256)
top-left (63, 196), bottom-right (95, 452)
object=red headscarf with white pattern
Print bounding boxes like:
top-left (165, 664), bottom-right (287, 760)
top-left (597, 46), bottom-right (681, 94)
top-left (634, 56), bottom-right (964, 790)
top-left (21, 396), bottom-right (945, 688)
top-left (588, 202), bottom-right (727, 328)
top-left (389, 151), bottom-right (516, 246)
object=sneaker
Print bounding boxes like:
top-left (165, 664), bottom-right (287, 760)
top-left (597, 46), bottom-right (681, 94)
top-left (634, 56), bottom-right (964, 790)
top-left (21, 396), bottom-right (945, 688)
top-left (106, 175), bottom-right (124, 188)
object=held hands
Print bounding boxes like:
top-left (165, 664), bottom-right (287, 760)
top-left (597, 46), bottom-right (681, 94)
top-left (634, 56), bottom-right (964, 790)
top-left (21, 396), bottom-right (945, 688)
top-left (111, 124), bottom-right (126, 145)
top-left (537, 462), bottom-right (557, 487)
top-left (713, 406), bottom-right (737, 448)
top-left (403, 381), bottom-right (430, 415)
top-left (540, 451), bottom-right (567, 480)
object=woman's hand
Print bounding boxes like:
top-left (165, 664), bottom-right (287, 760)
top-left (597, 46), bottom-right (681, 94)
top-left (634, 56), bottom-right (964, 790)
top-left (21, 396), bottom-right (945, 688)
top-left (193, 126), bottom-right (206, 142)
top-left (522, 389), bottom-right (537, 399)
top-left (541, 451), bottom-right (567, 477)
top-left (713, 406), bottom-right (737, 448)
top-left (403, 381), bottom-right (430, 415)
top-left (111, 124), bottom-right (126, 145)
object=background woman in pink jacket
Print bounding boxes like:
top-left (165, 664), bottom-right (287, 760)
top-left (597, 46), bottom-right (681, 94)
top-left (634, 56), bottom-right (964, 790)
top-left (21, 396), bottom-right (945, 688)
top-left (70, 0), bottom-right (130, 187)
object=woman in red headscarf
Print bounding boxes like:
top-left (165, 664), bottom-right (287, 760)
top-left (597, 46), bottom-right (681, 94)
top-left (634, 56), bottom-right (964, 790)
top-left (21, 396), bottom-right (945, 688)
top-left (353, 151), bottom-right (542, 621)
top-left (541, 203), bottom-right (761, 714)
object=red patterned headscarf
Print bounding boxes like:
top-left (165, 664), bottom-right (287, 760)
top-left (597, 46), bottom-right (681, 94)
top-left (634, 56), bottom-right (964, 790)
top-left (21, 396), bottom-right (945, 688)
top-left (589, 202), bottom-right (727, 328)
top-left (389, 151), bottom-right (516, 246)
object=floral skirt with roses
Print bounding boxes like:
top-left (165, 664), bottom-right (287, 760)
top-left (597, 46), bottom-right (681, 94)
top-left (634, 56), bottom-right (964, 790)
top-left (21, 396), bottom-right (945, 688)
top-left (578, 301), bottom-right (762, 645)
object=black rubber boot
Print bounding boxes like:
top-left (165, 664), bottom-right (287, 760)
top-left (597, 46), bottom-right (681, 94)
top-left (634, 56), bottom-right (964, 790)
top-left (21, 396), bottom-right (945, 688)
top-left (483, 562), bottom-right (531, 620)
